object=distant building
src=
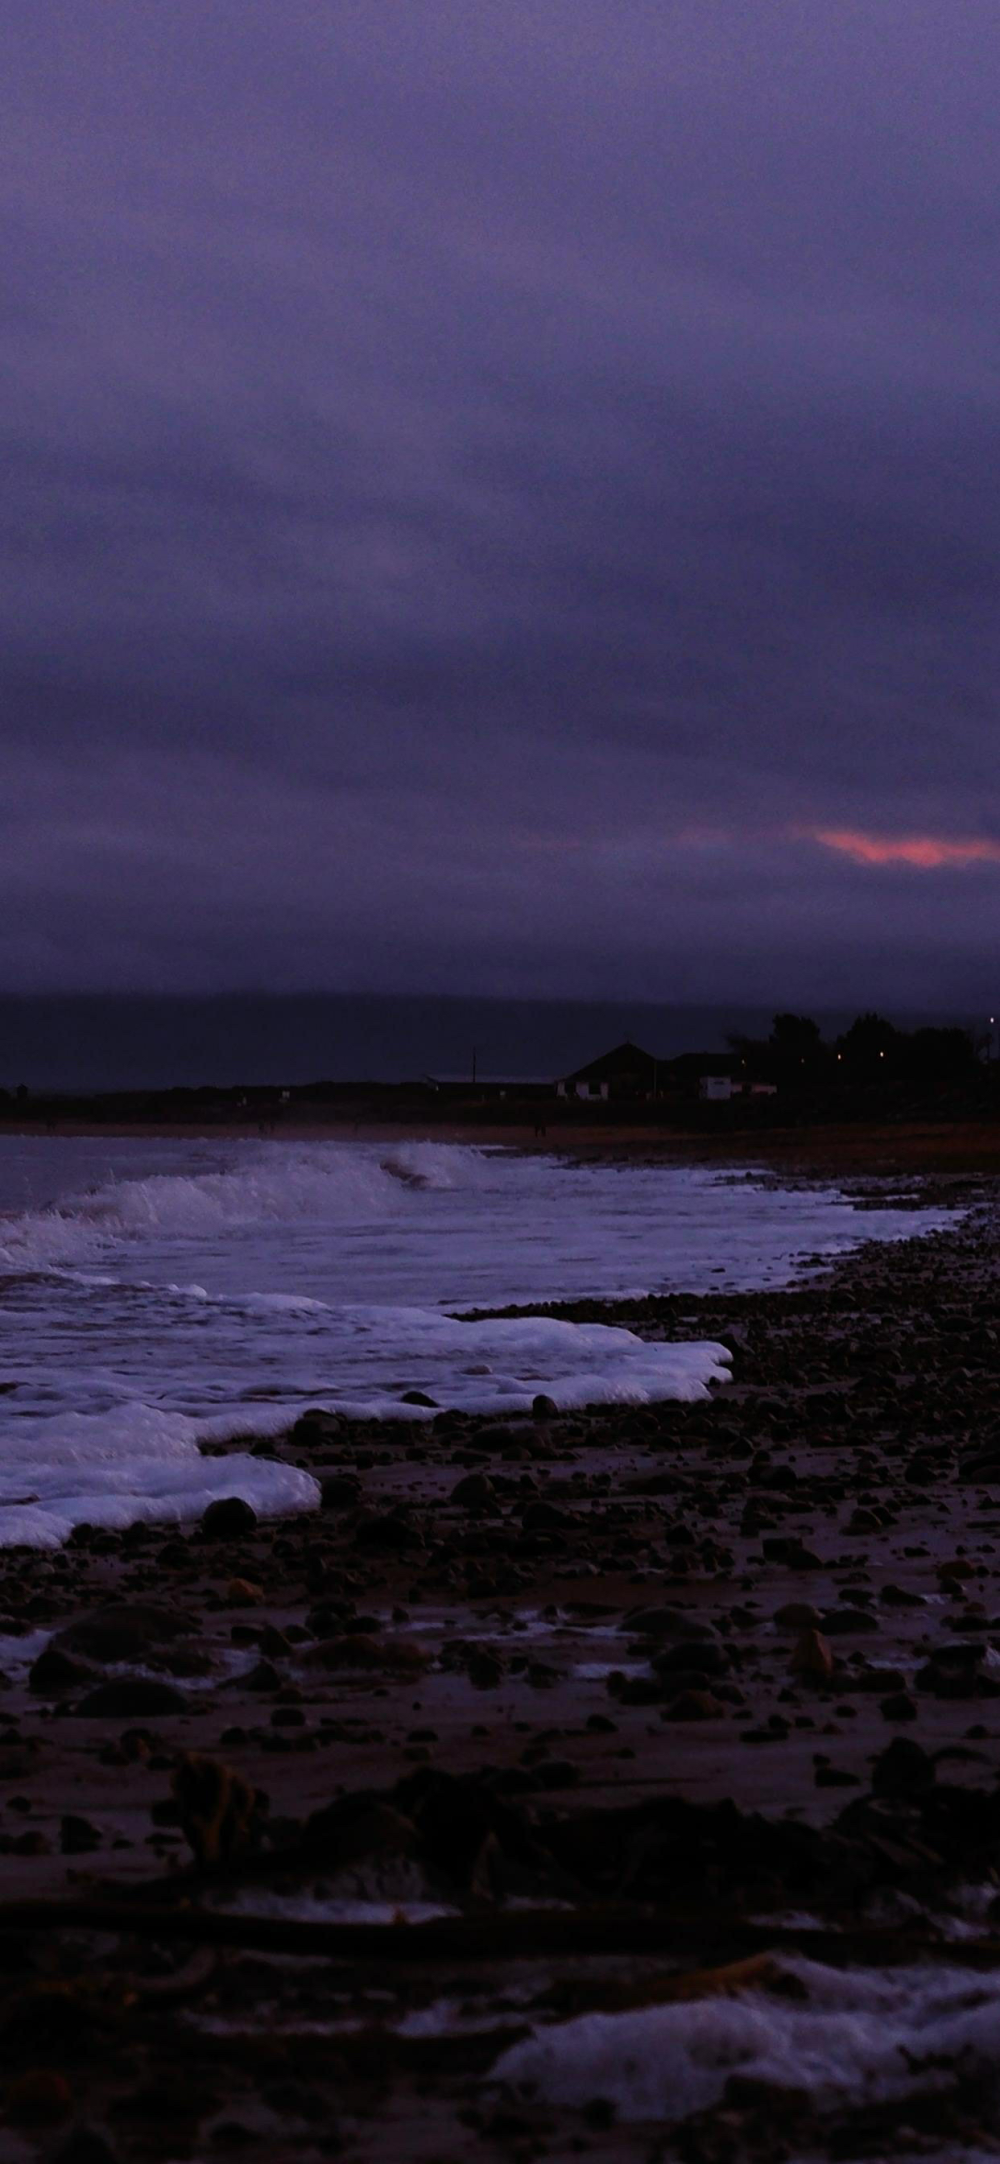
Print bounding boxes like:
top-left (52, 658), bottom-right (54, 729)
top-left (663, 1051), bottom-right (740, 1094)
top-left (423, 1073), bottom-right (554, 1101)
top-left (556, 1041), bottom-right (659, 1101)
top-left (423, 1039), bottom-right (778, 1108)
top-left (556, 1041), bottom-right (775, 1103)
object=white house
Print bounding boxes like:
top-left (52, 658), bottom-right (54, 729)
top-left (699, 1074), bottom-right (733, 1102)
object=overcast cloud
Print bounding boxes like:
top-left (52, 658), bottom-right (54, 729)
top-left (3, 0), bottom-right (999, 1006)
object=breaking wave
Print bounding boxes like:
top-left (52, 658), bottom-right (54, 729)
top-left (0, 1140), bottom-right (485, 1273)
top-left (0, 1135), bottom-right (959, 1547)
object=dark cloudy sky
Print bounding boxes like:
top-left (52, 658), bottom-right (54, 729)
top-left (4, 1), bottom-right (999, 1008)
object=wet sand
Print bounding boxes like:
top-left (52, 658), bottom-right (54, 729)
top-left (3, 1178), bottom-right (1000, 2157)
top-left (5, 1113), bottom-right (1000, 1175)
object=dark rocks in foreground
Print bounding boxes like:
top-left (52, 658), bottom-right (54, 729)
top-left (5, 1180), bottom-right (1000, 2160)
top-left (199, 1497), bottom-right (258, 1539)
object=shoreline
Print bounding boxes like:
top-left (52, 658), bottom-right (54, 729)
top-left (6, 1182), bottom-right (1000, 2154)
top-left (3, 1112), bottom-right (1000, 1174)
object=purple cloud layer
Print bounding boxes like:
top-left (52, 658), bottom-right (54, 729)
top-left (3, 2), bottom-right (999, 1004)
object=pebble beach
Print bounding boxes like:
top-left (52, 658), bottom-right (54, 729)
top-left (3, 1156), bottom-right (1000, 2159)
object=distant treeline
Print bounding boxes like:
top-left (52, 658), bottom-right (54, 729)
top-left (728, 1011), bottom-right (988, 1085)
top-left (0, 1008), bottom-right (994, 1130)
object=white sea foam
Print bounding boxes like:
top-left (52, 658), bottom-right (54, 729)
top-left (0, 1402), bottom-right (318, 1549)
top-left (0, 1147), bottom-right (405, 1269)
top-left (218, 1889), bottom-right (455, 1925)
top-left (0, 1135), bottom-right (957, 1546)
top-left (0, 1137), bottom-right (951, 1299)
top-left (492, 1953), bottom-right (1000, 2123)
top-left (0, 1318), bottom-right (729, 1546)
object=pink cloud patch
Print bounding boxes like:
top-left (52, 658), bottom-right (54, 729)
top-left (810, 828), bottom-right (1000, 869)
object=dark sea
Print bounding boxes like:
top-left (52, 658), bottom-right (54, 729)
top-left (0, 993), bottom-right (974, 1095)
top-left (0, 1129), bottom-right (952, 1544)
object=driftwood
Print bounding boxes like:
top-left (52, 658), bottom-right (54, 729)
top-left (3, 1896), bottom-right (1000, 1971)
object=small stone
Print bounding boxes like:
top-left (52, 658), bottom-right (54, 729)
top-left (201, 1498), bottom-right (258, 1539)
top-left (306, 1634), bottom-right (429, 1674)
top-left (75, 1679), bottom-right (186, 1717)
top-left (6, 2070), bottom-right (73, 2125)
top-left (872, 1737), bottom-right (935, 1796)
top-left (531, 1758), bottom-right (579, 1788)
top-left (785, 1542), bottom-right (822, 1571)
top-left (915, 1642), bottom-right (987, 1698)
top-left (521, 1499), bottom-right (570, 1531)
top-left (241, 1659), bottom-right (281, 1692)
top-left (467, 1650), bottom-right (505, 1689)
top-left (629, 1607), bottom-right (720, 1642)
top-left (450, 1473), bottom-right (495, 1508)
top-left (354, 1513), bottom-right (421, 1550)
top-left (60, 1815), bottom-right (101, 1854)
top-left (609, 1674), bottom-right (665, 1706)
top-left (319, 1474), bottom-right (361, 1508)
top-left (652, 1640), bottom-right (728, 1678)
top-left (53, 1604), bottom-right (193, 1661)
top-left (662, 1689), bottom-right (724, 1720)
top-left (939, 1557), bottom-right (974, 1584)
top-left (880, 1689), bottom-right (918, 1722)
top-left (773, 1603), bottom-right (823, 1630)
top-left (172, 1753), bottom-right (260, 1866)
top-left (28, 1647), bottom-right (93, 1695)
top-left (52, 2126), bottom-right (119, 2164)
top-left (290, 1410), bottom-right (343, 1443)
top-left (762, 1536), bottom-right (821, 1569)
top-left (790, 1629), bottom-right (835, 1681)
top-left (822, 1608), bottom-right (880, 1635)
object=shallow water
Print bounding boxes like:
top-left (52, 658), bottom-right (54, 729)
top-left (0, 1135), bottom-right (955, 1544)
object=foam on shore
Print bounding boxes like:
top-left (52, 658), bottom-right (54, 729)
top-left (0, 1319), bottom-right (729, 1546)
top-left (0, 1135), bottom-right (957, 1545)
top-left (0, 1403), bottom-right (319, 1549)
top-left (492, 1953), bottom-right (1000, 2122)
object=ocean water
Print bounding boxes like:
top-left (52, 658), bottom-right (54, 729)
top-left (0, 1135), bottom-right (955, 1546)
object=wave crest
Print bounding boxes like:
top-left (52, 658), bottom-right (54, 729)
top-left (0, 1140), bottom-right (488, 1272)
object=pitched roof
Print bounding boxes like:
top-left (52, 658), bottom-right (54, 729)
top-left (561, 1040), bottom-right (657, 1081)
